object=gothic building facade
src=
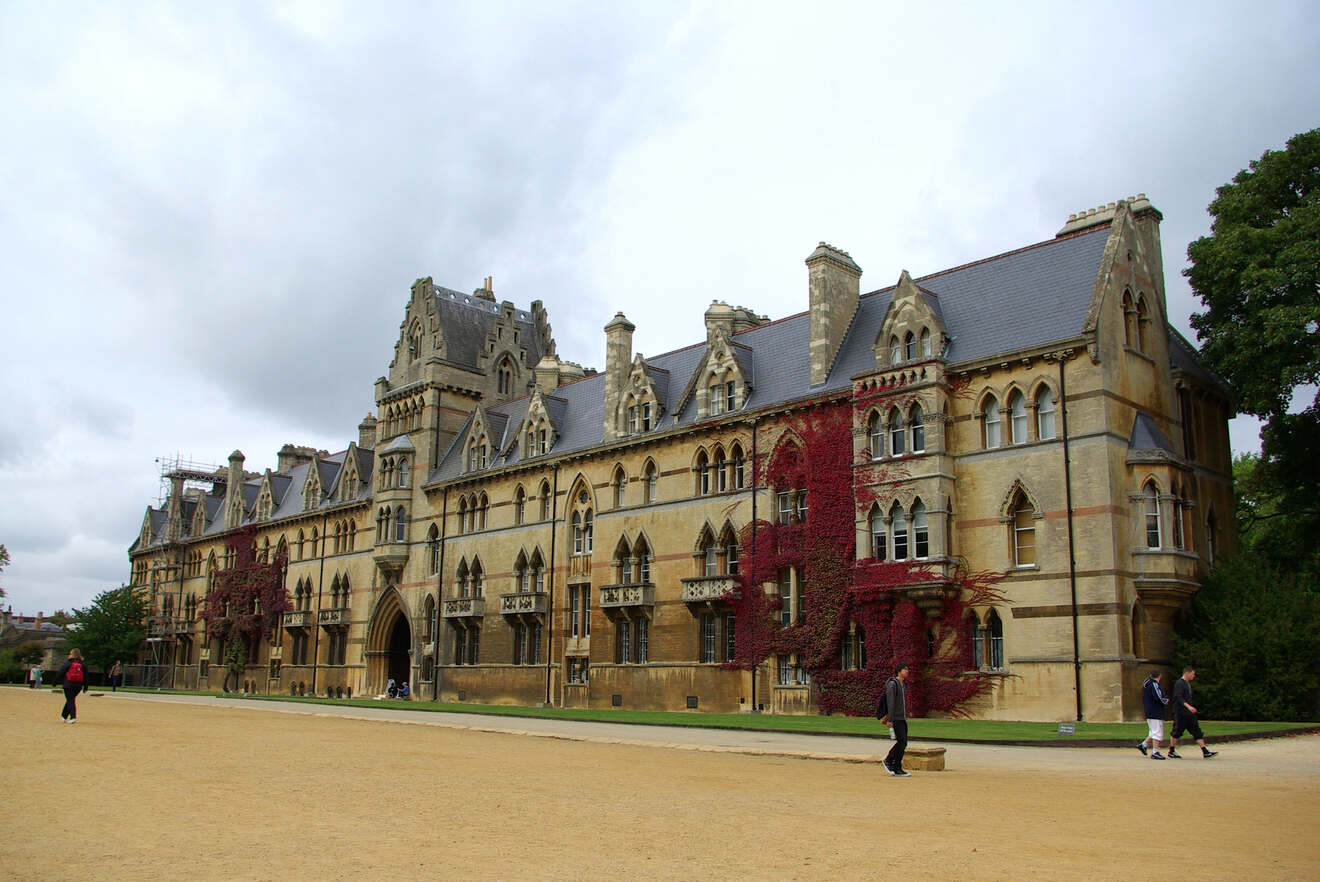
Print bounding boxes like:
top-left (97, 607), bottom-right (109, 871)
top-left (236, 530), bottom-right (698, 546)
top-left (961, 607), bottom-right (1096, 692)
top-left (127, 197), bottom-right (1235, 721)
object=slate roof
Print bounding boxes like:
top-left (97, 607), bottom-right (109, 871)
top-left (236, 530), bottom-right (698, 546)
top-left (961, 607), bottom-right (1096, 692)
top-left (432, 286), bottom-right (545, 370)
top-left (427, 225), bottom-right (1116, 484)
top-left (1129, 412), bottom-right (1177, 454)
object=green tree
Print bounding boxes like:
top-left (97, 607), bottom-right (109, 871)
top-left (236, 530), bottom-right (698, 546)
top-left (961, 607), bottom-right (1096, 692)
top-left (68, 586), bottom-right (148, 676)
top-left (1187, 128), bottom-right (1320, 561)
top-left (10, 640), bottom-right (46, 665)
top-left (1175, 553), bottom-right (1320, 721)
top-left (0, 543), bottom-right (9, 599)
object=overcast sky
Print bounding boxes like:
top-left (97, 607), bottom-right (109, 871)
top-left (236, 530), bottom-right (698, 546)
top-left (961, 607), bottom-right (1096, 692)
top-left (2, 2), bottom-right (1317, 616)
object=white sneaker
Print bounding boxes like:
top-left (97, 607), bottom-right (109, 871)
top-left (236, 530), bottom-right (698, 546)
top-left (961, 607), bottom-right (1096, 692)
top-left (68, 718), bottom-right (76, 724)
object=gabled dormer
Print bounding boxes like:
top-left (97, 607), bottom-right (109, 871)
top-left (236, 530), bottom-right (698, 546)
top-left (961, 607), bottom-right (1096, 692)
top-left (478, 297), bottom-right (531, 401)
top-left (191, 496), bottom-right (211, 536)
top-left (136, 508), bottom-right (155, 550)
top-left (255, 471), bottom-right (275, 521)
top-left (690, 327), bottom-right (752, 420)
top-left (611, 355), bottom-right (666, 439)
top-left (874, 270), bottom-right (947, 370)
top-left (518, 388), bottom-right (561, 459)
top-left (335, 442), bottom-right (363, 503)
top-left (387, 277), bottom-right (444, 387)
top-left (303, 459), bottom-right (323, 511)
top-left (464, 407), bottom-right (495, 472)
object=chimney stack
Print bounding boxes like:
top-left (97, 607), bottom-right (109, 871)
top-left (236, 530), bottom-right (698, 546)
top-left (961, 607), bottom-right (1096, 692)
top-left (806, 242), bottom-right (861, 386)
top-left (224, 450), bottom-right (245, 529)
top-left (602, 312), bottom-right (636, 441)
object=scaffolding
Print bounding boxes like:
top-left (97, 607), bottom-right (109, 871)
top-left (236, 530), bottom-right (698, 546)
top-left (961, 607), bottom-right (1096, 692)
top-left (154, 453), bottom-right (227, 507)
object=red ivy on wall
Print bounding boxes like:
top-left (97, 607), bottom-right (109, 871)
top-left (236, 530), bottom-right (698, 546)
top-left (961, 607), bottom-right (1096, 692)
top-left (199, 525), bottom-right (292, 660)
top-left (725, 383), bottom-right (1002, 717)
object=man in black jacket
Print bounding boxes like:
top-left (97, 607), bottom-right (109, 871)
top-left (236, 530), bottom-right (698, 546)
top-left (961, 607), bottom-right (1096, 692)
top-left (1137, 670), bottom-right (1169, 760)
top-left (883, 663), bottom-right (911, 777)
top-left (1169, 667), bottom-right (1218, 759)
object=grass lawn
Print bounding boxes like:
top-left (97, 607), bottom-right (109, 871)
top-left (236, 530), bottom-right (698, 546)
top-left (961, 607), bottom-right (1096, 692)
top-left (70, 685), bottom-right (1316, 745)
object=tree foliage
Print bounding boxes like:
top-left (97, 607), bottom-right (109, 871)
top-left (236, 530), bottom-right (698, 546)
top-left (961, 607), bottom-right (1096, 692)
top-left (1187, 129), bottom-right (1320, 561)
top-left (1174, 553), bottom-right (1319, 722)
top-left (0, 543), bottom-right (9, 599)
top-left (69, 586), bottom-right (148, 675)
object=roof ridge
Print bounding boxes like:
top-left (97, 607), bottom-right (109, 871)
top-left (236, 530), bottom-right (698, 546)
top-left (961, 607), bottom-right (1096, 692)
top-left (912, 224), bottom-right (1112, 286)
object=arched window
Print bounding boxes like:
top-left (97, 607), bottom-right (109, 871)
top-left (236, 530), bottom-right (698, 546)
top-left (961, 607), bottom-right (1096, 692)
top-left (696, 450), bottom-right (710, 495)
top-left (1143, 480), bottom-right (1162, 549)
top-left (539, 482), bottom-right (551, 520)
top-left (1008, 391), bottom-right (1027, 445)
top-left (889, 335), bottom-right (901, 365)
top-left (1012, 493), bottom-right (1035, 566)
top-left (613, 467), bottom-right (626, 509)
top-left (1172, 483), bottom-right (1186, 550)
top-left (531, 549), bottom-right (546, 593)
top-left (1122, 290), bottom-right (1136, 348)
top-left (912, 500), bottom-right (929, 559)
top-left (635, 536), bottom-right (652, 583)
top-left (572, 512), bottom-right (583, 555)
top-left (456, 498), bottom-right (467, 535)
top-left (423, 595), bottom-right (436, 642)
top-left (477, 493), bottom-right (488, 530)
top-left (868, 411), bottom-right (884, 459)
top-left (645, 462), bottom-right (658, 503)
top-left (700, 528), bottom-right (718, 576)
top-left (583, 509), bottom-right (593, 554)
top-left (1136, 296), bottom-right (1150, 353)
top-left (870, 505), bottom-right (887, 561)
top-left (427, 523), bottom-right (440, 574)
top-left (904, 331), bottom-right (916, 361)
top-left (1036, 386), bottom-right (1056, 440)
top-left (888, 408), bottom-right (905, 456)
top-left (516, 551), bottom-right (531, 592)
top-left (891, 503), bottom-right (908, 561)
top-left (497, 356), bottom-right (514, 396)
top-left (920, 327), bottom-right (932, 358)
top-left (456, 559), bottom-right (470, 598)
top-left (970, 613), bottom-right (985, 669)
top-left (982, 395), bottom-right (1002, 448)
top-left (471, 559), bottom-right (484, 597)
top-left (910, 403), bottom-right (925, 453)
top-left (394, 507), bottom-right (406, 543)
top-left (987, 610), bottom-right (1005, 669)
top-left (715, 449), bottom-right (728, 492)
top-left (398, 459), bottom-right (409, 488)
top-left (514, 486), bottom-right (526, 524)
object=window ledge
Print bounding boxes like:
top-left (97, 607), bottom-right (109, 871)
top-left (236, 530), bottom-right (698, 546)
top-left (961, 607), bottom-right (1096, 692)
top-left (1008, 564), bottom-right (1039, 572)
top-left (1124, 347), bottom-right (1155, 364)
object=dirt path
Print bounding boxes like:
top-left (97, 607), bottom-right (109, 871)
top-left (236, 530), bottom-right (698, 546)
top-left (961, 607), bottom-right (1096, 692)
top-left (3, 688), bottom-right (1317, 881)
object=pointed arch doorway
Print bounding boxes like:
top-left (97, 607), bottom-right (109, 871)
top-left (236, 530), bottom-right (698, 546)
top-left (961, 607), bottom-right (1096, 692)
top-left (366, 588), bottom-right (413, 694)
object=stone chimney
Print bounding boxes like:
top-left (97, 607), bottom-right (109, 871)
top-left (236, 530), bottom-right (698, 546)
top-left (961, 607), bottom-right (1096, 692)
top-left (358, 415), bottom-right (378, 451)
top-left (277, 444), bottom-right (321, 472)
top-left (602, 312), bottom-right (636, 441)
top-left (165, 472), bottom-right (185, 541)
top-left (705, 301), bottom-right (736, 345)
top-left (474, 275), bottom-right (496, 302)
top-left (535, 355), bottom-right (562, 391)
top-left (223, 450), bottom-right (245, 529)
top-left (806, 242), bottom-right (862, 386)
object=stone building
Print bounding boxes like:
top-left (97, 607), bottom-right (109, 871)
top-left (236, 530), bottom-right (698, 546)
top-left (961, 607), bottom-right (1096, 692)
top-left (127, 196), bottom-right (1235, 721)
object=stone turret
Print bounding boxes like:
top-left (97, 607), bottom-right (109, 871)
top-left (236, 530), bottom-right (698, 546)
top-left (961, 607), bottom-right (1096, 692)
top-left (602, 312), bottom-right (636, 441)
top-left (223, 450), bottom-right (245, 529)
top-left (807, 242), bottom-right (861, 386)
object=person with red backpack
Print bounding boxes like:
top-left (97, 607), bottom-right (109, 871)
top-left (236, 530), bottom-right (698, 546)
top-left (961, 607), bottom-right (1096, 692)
top-left (57, 648), bottom-right (87, 723)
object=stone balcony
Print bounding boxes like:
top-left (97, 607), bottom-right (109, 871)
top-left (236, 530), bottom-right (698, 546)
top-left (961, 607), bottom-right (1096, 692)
top-left (598, 583), bottom-right (656, 609)
top-left (442, 596), bottom-right (485, 619)
top-left (282, 610), bottom-right (313, 629)
top-left (680, 576), bottom-right (736, 604)
top-left (499, 592), bottom-right (548, 615)
top-left (317, 607), bottom-right (350, 627)
top-left (148, 617), bottom-right (191, 638)
top-left (373, 542), bottom-right (409, 575)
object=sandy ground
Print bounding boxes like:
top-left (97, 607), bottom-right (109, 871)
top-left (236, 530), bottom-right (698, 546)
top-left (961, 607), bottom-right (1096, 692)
top-left (3, 688), bottom-right (1318, 881)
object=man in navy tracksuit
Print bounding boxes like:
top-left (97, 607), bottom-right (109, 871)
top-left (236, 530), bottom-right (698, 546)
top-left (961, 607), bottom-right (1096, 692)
top-left (1137, 670), bottom-right (1169, 760)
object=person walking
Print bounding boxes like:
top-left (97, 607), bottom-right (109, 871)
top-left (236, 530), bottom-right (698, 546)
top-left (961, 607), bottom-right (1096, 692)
top-left (1169, 667), bottom-right (1218, 759)
top-left (883, 663), bottom-right (912, 777)
top-left (1137, 669), bottom-right (1169, 760)
top-left (56, 649), bottom-right (87, 723)
top-left (109, 660), bottom-right (123, 692)
top-left (29, 665), bottom-right (42, 689)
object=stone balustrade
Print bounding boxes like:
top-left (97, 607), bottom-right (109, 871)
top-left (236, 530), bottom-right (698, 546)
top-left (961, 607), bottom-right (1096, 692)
top-left (442, 596), bottom-right (485, 618)
top-left (499, 592), bottom-right (548, 615)
top-left (598, 583), bottom-right (656, 608)
top-left (680, 576), bottom-right (736, 603)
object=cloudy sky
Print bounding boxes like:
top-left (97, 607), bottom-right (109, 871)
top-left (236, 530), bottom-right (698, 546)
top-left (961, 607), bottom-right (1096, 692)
top-left (2, 1), bottom-right (1317, 615)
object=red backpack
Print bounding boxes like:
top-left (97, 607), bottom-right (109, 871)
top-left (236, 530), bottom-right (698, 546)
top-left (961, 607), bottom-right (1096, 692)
top-left (67, 660), bottom-right (84, 683)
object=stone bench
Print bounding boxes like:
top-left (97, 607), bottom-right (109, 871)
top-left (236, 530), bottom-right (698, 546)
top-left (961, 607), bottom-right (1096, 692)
top-left (902, 747), bottom-right (946, 772)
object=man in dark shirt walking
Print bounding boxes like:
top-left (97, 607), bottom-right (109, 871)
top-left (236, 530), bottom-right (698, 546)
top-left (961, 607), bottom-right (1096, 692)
top-left (883, 663), bottom-right (912, 777)
top-left (1169, 667), bottom-right (1218, 759)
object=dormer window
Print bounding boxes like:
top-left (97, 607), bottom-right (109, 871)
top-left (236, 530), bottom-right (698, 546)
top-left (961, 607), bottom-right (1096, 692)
top-left (920, 328), bottom-right (932, 358)
top-left (904, 332), bottom-right (916, 361)
top-left (889, 336), bottom-right (901, 365)
top-left (710, 382), bottom-right (724, 415)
